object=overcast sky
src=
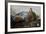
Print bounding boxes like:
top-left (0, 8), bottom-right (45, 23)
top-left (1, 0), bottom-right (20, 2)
top-left (10, 5), bottom-right (41, 17)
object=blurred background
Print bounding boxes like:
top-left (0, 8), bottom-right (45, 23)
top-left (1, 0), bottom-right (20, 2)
top-left (10, 5), bottom-right (41, 28)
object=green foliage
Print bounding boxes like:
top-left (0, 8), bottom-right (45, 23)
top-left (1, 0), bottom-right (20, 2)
top-left (32, 11), bottom-right (37, 21)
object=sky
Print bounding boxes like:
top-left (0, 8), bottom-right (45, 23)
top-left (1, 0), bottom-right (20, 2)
top-left (10, 5), bottom-right (41, 17)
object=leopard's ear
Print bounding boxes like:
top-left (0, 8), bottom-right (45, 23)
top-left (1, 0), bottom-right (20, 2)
top-left (29, 8), bottom-right (32, 12)
top-left (28, 8), bottom-right (33, 16)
